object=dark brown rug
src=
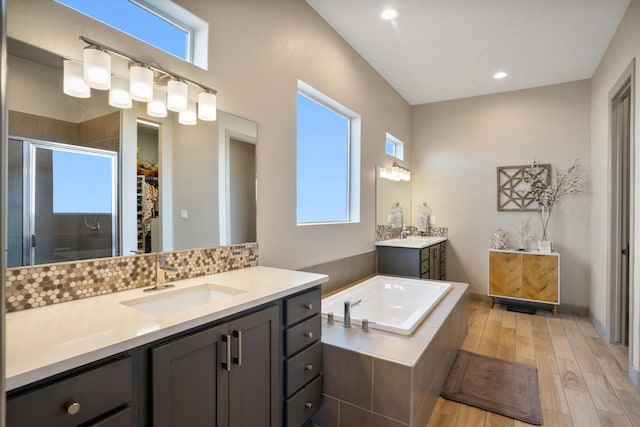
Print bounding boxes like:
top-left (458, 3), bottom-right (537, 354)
top-left (441, 350), bottom-right (542, 425)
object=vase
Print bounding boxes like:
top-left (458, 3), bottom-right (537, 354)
top-left (538, 204), bottom-right (552, 241)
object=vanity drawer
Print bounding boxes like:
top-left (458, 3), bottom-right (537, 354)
top-left (91, 407), bottom-right (132, 427)
top-left (285, 314), bottom-right (321, 356)
top-left (285, 341), bottom-right (322, 397)
top-left (285, 373), bottom-right (323, 427)
top-left (7, 357), bottom-right (132, 427)
top-left (285, 287), bottom-right (321, 326)
top-left (421, 247), bottom-right (429, 261)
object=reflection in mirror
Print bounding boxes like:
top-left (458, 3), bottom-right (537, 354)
top-left (375, 164), bottom-right (412, 229)
top-left (6, 38), bottom-right (258, 266)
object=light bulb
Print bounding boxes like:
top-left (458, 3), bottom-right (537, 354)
top-left (129, 64), bottom-right (154, 102)
top-left (179, 99), bottom-right (197, 125)
top-left (198, 91), bottom-right (217, 121)
top-left (109, 75), bottom-right (132, 109)
top-left (147, 87), bottom-right (168, 118)
top-left (167, 79), bottom-right (188, 112)
top-left (63, 60), bottom-right (91, 98)
top-left (83, 46), bottom-right (111, 90)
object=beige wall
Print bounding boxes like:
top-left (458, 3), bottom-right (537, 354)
top-left (589, 1), bottom-right (640, 372)
top-left (411, 80), bottom-right (592, 308)
top-left (6, 0), bottom-right (412, 269)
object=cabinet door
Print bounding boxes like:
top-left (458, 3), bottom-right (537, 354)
top-left (377, 247), bottom-right (421, 277)
top-left (523, 254), bottom-right (559, 303)
top-left (151, 324), bottom-right (229, 427)
top-left (489, 252), bottom-right (523, 298)
top-left (429, 245), bottom-right (440, 280)
top-left (228, 305), bottom-right (281, 427)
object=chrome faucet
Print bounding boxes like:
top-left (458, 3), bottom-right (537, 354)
top-left (145, 254), bottom-right (178, 292)
top-left (343, 299), bottom-right (362, 328)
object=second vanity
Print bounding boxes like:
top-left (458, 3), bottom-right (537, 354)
top-left (376, 236), bottom-right (448, 280)
top-left (5, 266), bottom-right (328, 427)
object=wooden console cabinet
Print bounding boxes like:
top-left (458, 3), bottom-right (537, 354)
top-left (488, 249), bottom-right (560, 315)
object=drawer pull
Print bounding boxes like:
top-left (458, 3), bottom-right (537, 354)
top-left (64, 401), bottom-right (81, 415)
top-left (304, 303), bottom-right (313, 310)
top-left (305, 402), bottom-right (313, 409)
top-left (304, 331), bottom-right (313, 338)
top-left (304, 363), bottom-right (313, 371)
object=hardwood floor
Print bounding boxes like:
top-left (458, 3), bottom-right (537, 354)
top-left (427, 300), bottom-right (640, 427)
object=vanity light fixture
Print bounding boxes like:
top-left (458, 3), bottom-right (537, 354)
top-left (83, 45), bottom-right (111, 90)
top-left (109, 75), bottom-right (132, 109)
top-left (64, 36), bottom-right (219, 126)
top-left (167, 79), bottom-right (189, 112)
top-left (147, 87), bottom-right (168, 118)
top-left (198, 90), bottom-right (217, 121)
top-left (137, 118), bottom-right (161, 128)
top-left (63, 60), bottom-right (91, 98)
top-left (493, 71), bottom-right (508, 79)
top-left (380, 8), bottom-right (399, 20)
top-left (380, 163), bottom-right (410, 181)
top-left (179, 99), bottom-right (198, 125)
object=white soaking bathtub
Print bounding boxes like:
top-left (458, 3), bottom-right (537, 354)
top-left (321, 275), bottom-right (451, 335)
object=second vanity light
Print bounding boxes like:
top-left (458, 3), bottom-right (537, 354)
top-left (63, 36), bottom-right (218, 125)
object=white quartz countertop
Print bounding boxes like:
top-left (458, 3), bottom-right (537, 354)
top-left (6, 266), bottom-right (328, 390)
top-left (375, 236), bottom-right (447, 249)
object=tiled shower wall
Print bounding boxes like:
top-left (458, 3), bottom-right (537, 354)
top-left (5, 243), bottom-right (258, 312)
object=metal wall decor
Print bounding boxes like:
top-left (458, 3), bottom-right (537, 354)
top-left (497, 164), bottom-right (551, 211)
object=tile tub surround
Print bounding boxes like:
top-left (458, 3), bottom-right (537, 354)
top-left (314, 281), bottom-right (469, 427)
top-left (5, 243), bottom-right (258, 312)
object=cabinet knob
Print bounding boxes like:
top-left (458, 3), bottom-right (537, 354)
top-left (304, 303), bottom-right (313, 310)
top-left (64, 401), bottom-right (81, 415)
top-left (304, 331), bottom-right (313, 338)
top-left (305, 402), bottom-right (313, 409)
top-left (304, 363), bottom-right (313, 371)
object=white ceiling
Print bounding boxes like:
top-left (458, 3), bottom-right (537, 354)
top-left (305, 0), bottom-right (631, 105)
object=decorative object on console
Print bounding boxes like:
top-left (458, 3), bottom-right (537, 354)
top-left (491, 228), bottom-right (507, 250)
top-left (516, 218), bottom-right (534, 251)
top-left (524, 159), bottom-right (583, 251)
top-left (497, 164), bottom-right (550, 211)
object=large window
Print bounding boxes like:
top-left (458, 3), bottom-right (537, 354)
top-left (297, 81), bottom-right (361, 224)
top-left (56, 0), bottom-right (208, 68)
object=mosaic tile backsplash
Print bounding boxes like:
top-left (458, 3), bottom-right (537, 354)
top-left (5, 243), bottom-right (258, 312)
top-left (375, 225), bottom-right (448, 241)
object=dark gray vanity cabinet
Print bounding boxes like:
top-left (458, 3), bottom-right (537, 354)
top-left (377, 241), bottom-right (447, 280)
top-left (150, 304), bottom-right (281, 427)
top-left (6, 355), bottom-right (136, 427)
top-left (283, 287), bottom-right (323, 427)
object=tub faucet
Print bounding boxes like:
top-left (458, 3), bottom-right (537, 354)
top-left (145, 254), bottom-right (178, 292)
top-left (343, 299), bottom-right (362, 328)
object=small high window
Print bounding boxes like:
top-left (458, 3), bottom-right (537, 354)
top-left (385, 133), bottom-right (404, 160)
top-left (56, 0), bottom-right (208, 68)
top-left (297, 81), bottom-right (361, 225)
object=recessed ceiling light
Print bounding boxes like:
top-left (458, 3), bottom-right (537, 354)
top-left (381, 8), bottom-right (399, 20)
top-left (493, 71), bottom-right (508, 79)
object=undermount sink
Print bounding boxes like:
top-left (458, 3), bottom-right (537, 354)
top-left (121, 283), bottom-right (247, 316)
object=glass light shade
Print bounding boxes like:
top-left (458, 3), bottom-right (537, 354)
top-left (109, 76), bottom-right (132, 109)
top-left (198, 91), bottom-right (217, 121)
top-left (147, 87), bottom-right (168, 118)
top-left (167, 79), bottom-right (188, 112)
top-left (63, 60), bottom-right (90, 98)
top-left (83, 47), bottom-right (111, 90)
top-left (179, 99), bottom-right (197, 125)
top-left (129, 64), bottom-right (154, 102)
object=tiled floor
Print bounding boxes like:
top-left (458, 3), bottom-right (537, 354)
top-left (426, 299), bottom-right (640, 427)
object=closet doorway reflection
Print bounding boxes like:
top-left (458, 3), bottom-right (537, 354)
top-left (136, 120), bottom-right (161, 253)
